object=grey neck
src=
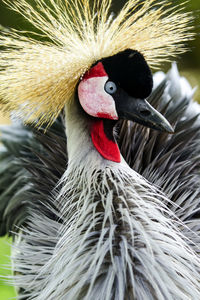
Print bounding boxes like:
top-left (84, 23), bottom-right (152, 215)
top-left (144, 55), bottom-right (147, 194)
top-left (64, 99), bottom-right (117, 169)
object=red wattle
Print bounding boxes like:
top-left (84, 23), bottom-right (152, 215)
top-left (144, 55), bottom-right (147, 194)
top-left (91, 120), bottom-right (121, 163)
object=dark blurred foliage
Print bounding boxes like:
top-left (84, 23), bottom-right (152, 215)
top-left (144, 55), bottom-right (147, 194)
top-left (0, 0), bottom-right (199, 71)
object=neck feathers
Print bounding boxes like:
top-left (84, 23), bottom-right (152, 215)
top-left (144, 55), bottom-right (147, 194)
top-left (13, 163), bottom-right (200, 299)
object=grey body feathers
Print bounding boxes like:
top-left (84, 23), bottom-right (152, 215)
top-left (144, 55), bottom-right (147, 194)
top-left (1, 65), bottom-right (200, 299)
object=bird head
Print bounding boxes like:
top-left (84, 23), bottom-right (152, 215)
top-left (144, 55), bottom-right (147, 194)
top-left (78, 49), bottom-right (173, 133)
top-left (77, 48), bottom-right (174, 162)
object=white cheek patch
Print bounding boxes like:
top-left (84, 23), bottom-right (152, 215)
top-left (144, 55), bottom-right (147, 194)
top-left (78, 76), bottom-right (118, 120)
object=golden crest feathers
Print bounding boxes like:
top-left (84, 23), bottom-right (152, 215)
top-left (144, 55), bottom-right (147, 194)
top-left (0, 0), bottom-right (194, 127)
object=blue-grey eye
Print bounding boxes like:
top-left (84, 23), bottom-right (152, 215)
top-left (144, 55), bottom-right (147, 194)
top-left (105, 81), bottom-right (117, 94)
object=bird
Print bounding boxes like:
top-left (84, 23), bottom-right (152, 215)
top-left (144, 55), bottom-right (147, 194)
top-left (0, 0), bottom-right (200, 299)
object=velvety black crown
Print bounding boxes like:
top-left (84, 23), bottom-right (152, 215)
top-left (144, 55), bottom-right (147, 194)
top-left (102, 49), bottom-right (153, 99)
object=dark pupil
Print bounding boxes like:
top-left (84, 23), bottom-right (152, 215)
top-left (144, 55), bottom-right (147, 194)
top-left (105, 81), bottom-right (116, 94)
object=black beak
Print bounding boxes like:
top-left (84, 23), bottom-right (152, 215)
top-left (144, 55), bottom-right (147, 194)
top-left (116, 96), bottom-right (174, 133)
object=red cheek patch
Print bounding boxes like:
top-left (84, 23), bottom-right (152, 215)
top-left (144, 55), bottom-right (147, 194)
top-left (97, 113), bottom-right (114, 119)
top-left (78, 76), bottom-right (118, 120)
top-left (83, 62), bottom-right (107, 80)
top-left (78, 62), bottom-right (118, 120)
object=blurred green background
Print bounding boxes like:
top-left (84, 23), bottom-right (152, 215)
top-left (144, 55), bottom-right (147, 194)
top-left (0, 0), bottom-right (200, 299)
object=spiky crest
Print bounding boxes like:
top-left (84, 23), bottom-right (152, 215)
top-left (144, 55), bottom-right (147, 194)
top-left (0, 0), bottom-right (194, 127)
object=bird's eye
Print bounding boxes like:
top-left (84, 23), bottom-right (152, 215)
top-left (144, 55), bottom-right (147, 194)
top-left (104, 81), bottom-right (117, 94)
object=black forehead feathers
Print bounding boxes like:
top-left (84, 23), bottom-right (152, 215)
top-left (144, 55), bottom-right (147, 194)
top-left (102, 49), bottom-right (153, 99)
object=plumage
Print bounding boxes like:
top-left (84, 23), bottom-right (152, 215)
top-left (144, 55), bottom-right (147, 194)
top-left (0, 0), bottom-right (200, 299)
top-left (1, 65), bottom-right (200, 298)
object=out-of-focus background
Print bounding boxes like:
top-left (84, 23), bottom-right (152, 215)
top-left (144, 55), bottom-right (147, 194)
top-left (0, 0), bottom-right (199, 299)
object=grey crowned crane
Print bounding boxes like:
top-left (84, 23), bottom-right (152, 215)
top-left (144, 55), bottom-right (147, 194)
top-left (0, 0), bottom-right (200, 299)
